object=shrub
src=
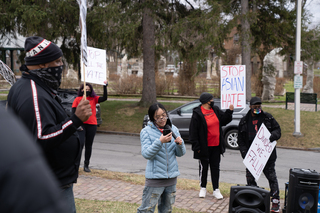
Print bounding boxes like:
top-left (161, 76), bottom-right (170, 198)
top-left (112, 75), bottom-right (143, 94)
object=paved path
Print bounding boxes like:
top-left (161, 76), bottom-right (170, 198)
top-left (74, 175), bottom-right (284, 213)
top-left (74, 175), bottom-right (231, 213)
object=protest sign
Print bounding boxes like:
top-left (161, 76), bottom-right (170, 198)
top-left (79, 0), bottom-right (87, 66)
top-left (243, 123), bottom-right (277, 181)
top-left (220, 65), bottom-right (246, 109)
top-left (81, 46), bottom-right (107, 85)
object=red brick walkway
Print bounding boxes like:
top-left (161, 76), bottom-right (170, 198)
top-left (74, 175), bottom-right (230, 212)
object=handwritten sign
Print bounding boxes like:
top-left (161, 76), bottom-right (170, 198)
top-left (220, 65), bottom-right (246, 109)
top-left (243, 123), bottom-right (277, 181)
top-left (81, 46), bottom-right (107, 85)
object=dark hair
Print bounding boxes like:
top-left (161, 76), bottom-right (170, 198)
top-left (148, 102), bottom-right (167, 122)
top-left (77, 83), bottom-right (97, 97)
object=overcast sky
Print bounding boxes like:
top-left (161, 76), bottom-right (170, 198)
top-left (305, 0), bottom-right (320, 28)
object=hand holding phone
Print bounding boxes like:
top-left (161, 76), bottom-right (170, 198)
top-left (163, 129), bottom-right (171, 136)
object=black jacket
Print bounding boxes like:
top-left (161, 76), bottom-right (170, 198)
top-left (7, 72), bottom-right (83, 187)
top-left (0, 108), bottom-right (68, 213)
top-left (189, 104), bottom-right (233, 159)
top-left (238, 110), bottom-right (281, 161)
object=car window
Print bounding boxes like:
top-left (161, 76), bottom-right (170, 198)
top-left (180, 102), bottom-right (200, 114)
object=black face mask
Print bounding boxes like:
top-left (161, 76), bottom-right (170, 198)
top-left (210, 101), bottom-right (214, 109)
top-left (79, 90), bottom-right (92, 97)
top-left (28, 65), bottom-right (63, 92)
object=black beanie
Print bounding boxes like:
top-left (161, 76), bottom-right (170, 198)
top-left (24, 36), bottom-right (63, 65)
top-left (199, 92), bottom-right (213, 104)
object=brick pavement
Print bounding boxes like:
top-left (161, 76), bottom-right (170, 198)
top-left (74, 175), bottom-right (230, 212)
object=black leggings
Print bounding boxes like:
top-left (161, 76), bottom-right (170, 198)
top-left (199, 146), bottom-right (221, 190)
top-left (78, 124), bottom-right (97, 165)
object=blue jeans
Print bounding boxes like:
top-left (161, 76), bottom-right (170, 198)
top-left (137, 185), bottom-right (176, 213)
top-left (61, 184), bottom-right (76, 213)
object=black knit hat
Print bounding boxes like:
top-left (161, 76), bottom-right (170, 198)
top-left (250, 97), bottom-right (262, 105)
top-left (199, 92), bottom-right (213, 104)
top-left (24, 36), bottom-right (63, 65)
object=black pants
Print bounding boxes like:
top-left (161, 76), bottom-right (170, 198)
top-left (78, 124), bottom-right (97, 165)
top-left (199, 146), bottom-right (221, 190)
top-left (246, 160), bottom-right (280, 200)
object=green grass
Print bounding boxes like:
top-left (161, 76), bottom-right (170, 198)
top-left (98, 101), bottom-right (183, 133)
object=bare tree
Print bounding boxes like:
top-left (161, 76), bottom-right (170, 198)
top-left (139, 0), bottom-right (157, 106)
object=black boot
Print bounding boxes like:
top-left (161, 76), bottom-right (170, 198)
top-left (84, 162), bottom-right (91, 172)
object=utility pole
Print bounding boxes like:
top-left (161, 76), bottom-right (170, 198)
top-left (293, 0), bottom-right (302, 136)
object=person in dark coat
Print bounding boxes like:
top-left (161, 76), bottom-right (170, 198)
top-left (0, 107), bottom-right (68, 213)
top-left (189, 92), bottom-right (233, 199)
top-left (7, 36), bottom-right (92, 213)
top-left (237, 96), bottom-right (281, 213)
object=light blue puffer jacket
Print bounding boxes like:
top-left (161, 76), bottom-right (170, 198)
top-left (140, 121), bottom-right (186, 179)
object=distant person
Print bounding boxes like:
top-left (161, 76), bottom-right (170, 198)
top-left (72, 81), bottom-right (108, 172)
top-left (0, 107), bottom-right (69, 213)
top-left (137, 102), bottom-right (186, 213)
top-left (189, 92), bottom-right (233, 199)
top-left (7, 36), bottom-right (92, 213)
top-left (237, 96), bottom-right (281, 212)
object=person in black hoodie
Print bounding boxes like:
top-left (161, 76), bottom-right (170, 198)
top-left (7, 36), bottom-right (92, 213)
top-left (0, 107), bottom-right (68, 213)
top-left (189, 92), bottom-right (233, 199)
top-left (237, 96), bottom-right (281, 213)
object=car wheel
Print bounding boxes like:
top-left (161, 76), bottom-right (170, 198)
top-left (224, 129), bottom-right (239, 150)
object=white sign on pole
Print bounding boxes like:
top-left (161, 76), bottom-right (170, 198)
top-left (220, 65), bottom-right (246, 109)
top-left (79, 0), bottom-right (87, 66)
top-left (81, 46), bottom-right (107, 85)
top-left (294, 75), bottom-right (303, 89)
top-left (294, 61), bottom-right (303, 75)
top-left (243, 123), bottom-right (277, 181)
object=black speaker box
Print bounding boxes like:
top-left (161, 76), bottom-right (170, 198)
top-left (229, 185), bottom-right (270, 213)
top-left (286, 168), bottom-right (320, 213)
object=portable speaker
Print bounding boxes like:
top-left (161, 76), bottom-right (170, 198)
top-left (229, 185), bottom-right (270, 213)
top-left (286, 168), bottom-right (320, 213)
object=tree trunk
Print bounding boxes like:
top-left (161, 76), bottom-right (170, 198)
top-left (139, 0), bottom-right (157, 107)
top-left (178, 59), bottom-right (196, 96)
top-left (241, 0), bottom-right (252, 102)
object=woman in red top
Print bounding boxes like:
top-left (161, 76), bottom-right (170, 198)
top-left (72, 80), bottom-right (108, 172)
top-left (189, 92), bottom-right (234, 199)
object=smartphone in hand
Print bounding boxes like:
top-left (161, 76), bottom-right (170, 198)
top-left (163, 129), bottom-right (171, 136)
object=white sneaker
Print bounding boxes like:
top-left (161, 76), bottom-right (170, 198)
top-left (199, 187), bottom-right (206, 198)
top-left (213, 189), bottom-right (223, 199)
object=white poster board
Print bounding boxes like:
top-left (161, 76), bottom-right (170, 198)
top-left (81, 46), bottom-right (107, 85)
top-left (220, 65), bottom-right (246, 109)
top-left (243, 123), bottom-right (277, 181)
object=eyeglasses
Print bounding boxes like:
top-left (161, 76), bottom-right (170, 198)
top-left (154, 113), bottom-right (168, 122)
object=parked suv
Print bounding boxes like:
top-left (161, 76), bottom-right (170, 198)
top-left (142, 99), bottom-right (249, 150)
top-left (57, 89), bottom-right (102, 126)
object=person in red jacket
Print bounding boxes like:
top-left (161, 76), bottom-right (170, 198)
top-left (72, 81), bottom-right (108, 172)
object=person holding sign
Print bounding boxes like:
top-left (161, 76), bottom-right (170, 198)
top-left (237, 97), bottom-right (281, 212)
top-left (7, 36), bottom-right (92, 213)
top-left (72, 81), bottom-right (108, 172)
top-left (189, 92), bottom-right (234, 199)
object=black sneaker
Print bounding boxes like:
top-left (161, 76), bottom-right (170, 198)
top-left (271, 199), bottom-right (280, 212)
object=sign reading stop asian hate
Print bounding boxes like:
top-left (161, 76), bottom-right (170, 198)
top-left (220, 65), bottom-right (246, 109)
top-left (81, 46), bottom-right (107, 85)
top-left (243, 123), bottom-right (277, 181)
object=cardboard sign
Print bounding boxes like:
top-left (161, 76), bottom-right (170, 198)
top-left (220, 65), bottom-right (246, 109)
top-left (79, 0), bottom-right (87, 66)
top-left (243, 123), bottom-right (277, 181)
top-left (81, 46), bottom-right (107, 85)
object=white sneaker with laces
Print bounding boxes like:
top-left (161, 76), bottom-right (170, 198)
top-left (199, 187), bottom-right (206, 198)
top-left (213, 189), bottom-right (223, 199)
